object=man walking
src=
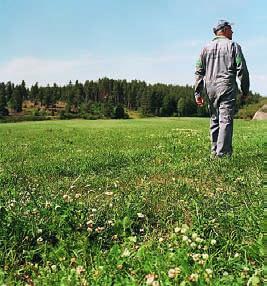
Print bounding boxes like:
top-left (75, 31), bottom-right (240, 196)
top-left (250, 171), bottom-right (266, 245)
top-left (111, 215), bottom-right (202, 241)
top-left (194, 20), bottom-right (250, 157)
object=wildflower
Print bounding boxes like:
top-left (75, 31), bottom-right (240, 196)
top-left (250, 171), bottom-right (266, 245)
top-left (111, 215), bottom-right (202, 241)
top-left (181, 224), bottom-right (189, 234)
top-left (168, 267), bottom-right (181, 278)
top-left (63, 194), bottom-right (72, 202)
top-left (86, 220), bottom-right (94, 227)
top-left (191, 233), bottom-right (198, 240)
top-left (205, 269), bottom-right (213, 275)
top-left (137, 213), bottom-right (145, 218)
top-left (37, 228), bottom-right (43, 234)
top-left (210, 239), bottom-right (216, 245)
top-left (91, 208), bottom-right (97, 212)
top-left (45, 201), bottom-right (51, 208)
top-left (76, 266), bottom-right (85, 275)
top-left (195, 237), bottom-right (203, 243)
top-left (70, 257), bottom-right (77, 265)
top-left (51, 265), bottom-right (57, 271)
top-left (87, 227), bottom-right (93, 233)
top-left (121, 248), bottom-right (131, 257)
top-left (189, 273), bottom-right (199, 282)
top-left (192, 253), bottom-right (200, 262)
top-left (202, 253), bottom-right (209, 260)
top-left (145, 273), bottom-right (157, 285)
top-left (107, 220), bottom-right (114, 226)
top-left (174, 227), bottom-right (181, 233)
top-left (158, 237), bottom-right (164, 243)
top-left (104, 191), bottom-right (113, 196)
top-left (234, 253), bottom-right (240, 258)
top-left (152, 281), bottom-right (159, 286)
top-left (182, 235), bottom-right (188, 242)
top-left (75, 193), bottom-right (81, 199)
top-left (117, 264), bottom-right (123, 270)
top-left (190, 242), bottom-right (197, 249)
top-left (95, 227), bottom-right (105, 233)
top-left (37, 237), bottom-right (43, 244)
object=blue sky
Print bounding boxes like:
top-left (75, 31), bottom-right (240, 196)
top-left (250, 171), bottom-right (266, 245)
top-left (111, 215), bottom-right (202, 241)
top-left (0, 0), bottom-right (266, 95)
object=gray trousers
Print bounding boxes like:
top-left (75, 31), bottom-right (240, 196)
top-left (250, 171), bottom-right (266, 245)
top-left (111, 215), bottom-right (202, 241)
top-left (209, 94), bottom-right (236, 157)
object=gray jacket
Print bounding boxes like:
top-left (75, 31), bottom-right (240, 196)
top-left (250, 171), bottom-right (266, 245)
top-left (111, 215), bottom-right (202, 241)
top-left (195, 36), bottom-right (250, 101)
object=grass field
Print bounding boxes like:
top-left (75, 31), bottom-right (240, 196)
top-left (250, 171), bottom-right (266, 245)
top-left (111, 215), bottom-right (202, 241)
top-left (0, 118), bottom-right (264, 285)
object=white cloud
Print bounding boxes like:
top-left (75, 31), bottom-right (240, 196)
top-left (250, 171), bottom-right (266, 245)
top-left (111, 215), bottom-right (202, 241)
top-left (0, 51), bottom-right (265, 95)
top-left (0, 52), bottom-right (195, 87)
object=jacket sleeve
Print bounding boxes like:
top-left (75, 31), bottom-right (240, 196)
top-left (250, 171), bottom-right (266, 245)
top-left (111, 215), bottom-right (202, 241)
top-left (234, 43), bottom-right (250, 96)
top-left (194, 49), bottom-right (206, 95)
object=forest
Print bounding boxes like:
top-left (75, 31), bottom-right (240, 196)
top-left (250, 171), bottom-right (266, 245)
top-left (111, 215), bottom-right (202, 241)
top-left (0, 78), bottom-right (262, 120)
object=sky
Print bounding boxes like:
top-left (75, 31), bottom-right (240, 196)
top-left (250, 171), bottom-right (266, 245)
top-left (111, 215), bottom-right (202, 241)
top-left (0, 0), bottom-right (266, 95)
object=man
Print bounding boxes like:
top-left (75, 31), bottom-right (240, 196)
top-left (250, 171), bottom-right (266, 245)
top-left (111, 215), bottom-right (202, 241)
top-left (194, 20), bottom-right (250, 157)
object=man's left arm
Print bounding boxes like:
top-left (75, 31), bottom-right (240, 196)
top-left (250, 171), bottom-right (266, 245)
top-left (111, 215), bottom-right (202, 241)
top-left (235, 43), bottom-right (250, 97)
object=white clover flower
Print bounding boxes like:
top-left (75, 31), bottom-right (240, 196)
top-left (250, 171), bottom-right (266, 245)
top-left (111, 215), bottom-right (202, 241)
top-left (63, 194), bottom-right (70, 200)
top-left (70, 257), bottom-right (77, 265)
top-left (234, 253), bottom-right (240, 258)
top-left (75, 193), bottom-right (81, 199)
top-left (195, 237), bottom-right (203, 243)
top-left (95, 227), bottom-right (105, 233)
top-left (145, 273), bottom-right (157, 285)
top-left (158, 237), bottom-right (164, 243)
top-left (121, 248), bottom-right (131, 257)
top-left (181, 224), bottom-right (189, 234)
top-left (182, 235), bottom-right (188, 242)
top-left (104, 191), bottom-right (113, 196)
top-left (191, 233), bottom-right (198, 240)
top-left (86, 220), bottom-right (94, 227)
top-left (87, 227), bottom-right (93, 233)
top-left (202, 253), bottom-right (209, 260)
top-left (168, 267), bottom-right (181, 278)
top-left (37, 237), bottom-right (43, 244)
top-left (45, 201), bottom-right (51, 208)
top-left (91, 208), bottom-right (97, 212)
top-left (37, 228), bottom-right (43, 234)
top-left (210, 239), bottom-right (216, 245)
top-left (117, 264), bottom-right (123, 270)
top-left (51, 265), bottom-right (57, 271)
top-left (137, 213), bottom-right (145, 218)
top-left (205, 268), bottom-right (213, 275)
top-left (76, 265), bottom-right (85, 275)
top-left (190, 242), bottom-right (197, 249)
top-left (189, 273), bottom-right (199, 282)
top-left (174, 227), bottom-right (181, 233)
top-left (192, 253), bottom-right (200, 262)
top-left (152, 281), bottom-right (159, 286)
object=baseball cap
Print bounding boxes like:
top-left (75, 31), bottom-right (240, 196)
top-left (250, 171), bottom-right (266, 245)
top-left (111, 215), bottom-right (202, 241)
top-left (213, 20), bottom-right (234, 34)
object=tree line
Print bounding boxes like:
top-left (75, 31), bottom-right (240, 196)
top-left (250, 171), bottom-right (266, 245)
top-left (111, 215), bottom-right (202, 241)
top-left (0, 78), bottom-right (262, 119)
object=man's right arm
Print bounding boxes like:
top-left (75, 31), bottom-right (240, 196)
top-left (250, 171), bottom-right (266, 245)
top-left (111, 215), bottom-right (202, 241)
top-left (194, 50), bottom-right (205, 105)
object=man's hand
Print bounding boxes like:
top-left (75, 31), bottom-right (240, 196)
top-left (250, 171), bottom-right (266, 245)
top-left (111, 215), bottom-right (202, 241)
top-left (195, 93), bottom-right (204, 107)
top-left (240, 94), bottom-right (248, 105)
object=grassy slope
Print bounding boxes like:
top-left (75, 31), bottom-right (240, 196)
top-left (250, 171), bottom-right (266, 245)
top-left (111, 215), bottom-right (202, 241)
top-left (0, 118), bottom-right (264, 285)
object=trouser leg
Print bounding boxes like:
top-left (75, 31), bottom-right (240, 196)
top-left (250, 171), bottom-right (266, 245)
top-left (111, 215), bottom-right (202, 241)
top-left (209, 104), bottom-right (219, 154)
top-left (216, 98), bottom-right (235, 157)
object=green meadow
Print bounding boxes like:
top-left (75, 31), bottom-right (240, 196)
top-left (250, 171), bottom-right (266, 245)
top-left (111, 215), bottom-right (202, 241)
top-left (0, 118), bottom-right (264, 285)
